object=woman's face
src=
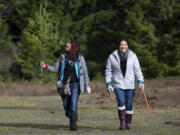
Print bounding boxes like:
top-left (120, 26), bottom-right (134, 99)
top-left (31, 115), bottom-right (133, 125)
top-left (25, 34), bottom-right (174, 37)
top-left (66, 42), bottom-right (71, 52)
top-left (119, 40), bottom-right (128, 53)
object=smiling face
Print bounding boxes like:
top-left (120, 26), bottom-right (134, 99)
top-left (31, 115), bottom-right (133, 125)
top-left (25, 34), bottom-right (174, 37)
top-left (66, 42), bottom-right (71, 52)
top-left (119, 40), bottom-right (128, 53)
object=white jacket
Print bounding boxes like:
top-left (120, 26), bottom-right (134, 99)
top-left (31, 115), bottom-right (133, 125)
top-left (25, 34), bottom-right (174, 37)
top-left (105, 50), bottom-right (144, 90)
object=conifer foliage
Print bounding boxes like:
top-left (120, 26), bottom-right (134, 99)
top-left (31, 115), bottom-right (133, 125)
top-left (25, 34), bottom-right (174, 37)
top-left (0, 0), bottom-right (179, 80)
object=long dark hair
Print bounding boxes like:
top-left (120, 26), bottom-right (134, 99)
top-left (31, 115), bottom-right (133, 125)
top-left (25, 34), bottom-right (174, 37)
top-left (69, 39), bottom-right (80, 61)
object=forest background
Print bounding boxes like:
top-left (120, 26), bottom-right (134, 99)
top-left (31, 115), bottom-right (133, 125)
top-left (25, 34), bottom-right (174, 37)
top-left (0, 0), bottom-right (180, 83)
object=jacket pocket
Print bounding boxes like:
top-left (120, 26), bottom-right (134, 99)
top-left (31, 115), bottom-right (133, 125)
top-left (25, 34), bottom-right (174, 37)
top-left (112, 73), bottom-right (123, 84)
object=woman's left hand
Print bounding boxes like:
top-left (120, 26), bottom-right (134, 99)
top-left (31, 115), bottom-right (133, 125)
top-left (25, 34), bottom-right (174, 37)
top-left (138, 80), bottom-right (144, 89)
top-left (85, 87), bottom-right (91, 94)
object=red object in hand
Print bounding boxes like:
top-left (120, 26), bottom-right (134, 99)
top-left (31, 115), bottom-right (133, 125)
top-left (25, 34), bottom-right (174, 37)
top-left (45, 63), bottom-right (48, 70)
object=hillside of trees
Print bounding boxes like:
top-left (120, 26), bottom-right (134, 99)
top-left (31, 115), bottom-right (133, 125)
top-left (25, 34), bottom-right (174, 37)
top-left (0, 0), bottom-right (180, 82)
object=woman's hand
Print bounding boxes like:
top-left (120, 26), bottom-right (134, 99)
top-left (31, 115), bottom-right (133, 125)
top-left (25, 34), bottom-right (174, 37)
top-left (106, 82), bottom-right (114, 95)
top-left (85, 87), bottom-right (91, 94)
top-left (40, 61), bottom-right (45, 68)
top-left (40, 61), bottom-right (48, 70)
top-left (138, 80), bottom-right (144, 89)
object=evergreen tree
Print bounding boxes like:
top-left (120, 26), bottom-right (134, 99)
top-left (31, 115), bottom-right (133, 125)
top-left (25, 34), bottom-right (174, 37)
top-left (84, 0), bottom-right (162, 78)
top-left (121, 1), bottom-right (161, 78)
top-left (15, 2), bottom-right (61, 79)
top-left (3, 0), bottom-right (180, 79)
top-left (146, 0), bottom-right (180, 76)
top-left (0, 3), bottom-right (12, 50)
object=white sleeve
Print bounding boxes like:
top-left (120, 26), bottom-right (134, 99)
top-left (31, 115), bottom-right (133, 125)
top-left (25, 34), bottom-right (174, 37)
top-left (133, 55), bottom-right (144, 81)
top-left (82, 56), bottom-right (90, 88)
top-left (105, 56), bottom-right (112, 83)
top-left (47, 59), bottom-right (60, 73)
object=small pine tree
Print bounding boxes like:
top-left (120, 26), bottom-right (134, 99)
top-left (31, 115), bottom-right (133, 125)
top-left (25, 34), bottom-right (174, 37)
top-left (15, 3), bottom-right (61, 79)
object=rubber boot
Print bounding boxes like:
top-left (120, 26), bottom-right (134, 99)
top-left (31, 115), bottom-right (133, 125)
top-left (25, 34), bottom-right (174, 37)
top-left (118, 110), bottom-right (126, 130)
top-left (126, 114), bottom-right (132, 129)
top-left (70, 112), bottom-right (78, 131)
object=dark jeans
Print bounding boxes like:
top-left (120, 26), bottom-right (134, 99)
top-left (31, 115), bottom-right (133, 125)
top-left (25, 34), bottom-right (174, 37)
top-left (114, 89), bottom-right (135, 114)
top-left (62, 82), bottom-right (80, 118)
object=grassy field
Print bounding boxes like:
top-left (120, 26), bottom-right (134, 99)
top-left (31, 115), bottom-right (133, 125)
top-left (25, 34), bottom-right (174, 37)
top-left (0, 94), bottom-right (179, 135)
top-left (0, 79), bottom-right (180, 135)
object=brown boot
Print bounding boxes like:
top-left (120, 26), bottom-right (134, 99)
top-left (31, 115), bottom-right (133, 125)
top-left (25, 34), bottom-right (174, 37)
top-left (118, 110), bottom-right (126, 130)
top-left (126, 114), bottom-right (132, 129)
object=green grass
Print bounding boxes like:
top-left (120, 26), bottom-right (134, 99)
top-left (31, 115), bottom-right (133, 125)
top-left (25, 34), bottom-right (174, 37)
top-left (0, 95), bottom-right (179, 135)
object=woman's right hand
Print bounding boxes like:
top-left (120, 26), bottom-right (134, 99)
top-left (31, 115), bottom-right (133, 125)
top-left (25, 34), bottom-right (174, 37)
top-left (107, 82), bottom-right (114, 95)
top-left (40, 61), bottom-right (48, 69)
top-left (40, 61), bottom-right (45, 68)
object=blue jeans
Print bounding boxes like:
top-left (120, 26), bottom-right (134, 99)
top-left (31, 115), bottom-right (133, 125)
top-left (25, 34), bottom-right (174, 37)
top-left (62, 82), bottom-right (80, 118)
top-left (114, 89), bottom-right (135, 114)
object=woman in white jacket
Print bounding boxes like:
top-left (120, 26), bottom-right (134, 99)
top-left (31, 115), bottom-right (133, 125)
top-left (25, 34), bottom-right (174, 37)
top-left (105, 39), bottom-right (144, 130)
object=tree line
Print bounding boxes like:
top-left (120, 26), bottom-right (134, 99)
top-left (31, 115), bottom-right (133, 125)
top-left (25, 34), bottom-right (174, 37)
top-left (0, 0), bottom-right (179, 82)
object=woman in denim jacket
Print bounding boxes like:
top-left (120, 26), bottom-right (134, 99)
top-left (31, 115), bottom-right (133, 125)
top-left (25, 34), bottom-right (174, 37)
top-left (42, 39), bottom-right (90, 131)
